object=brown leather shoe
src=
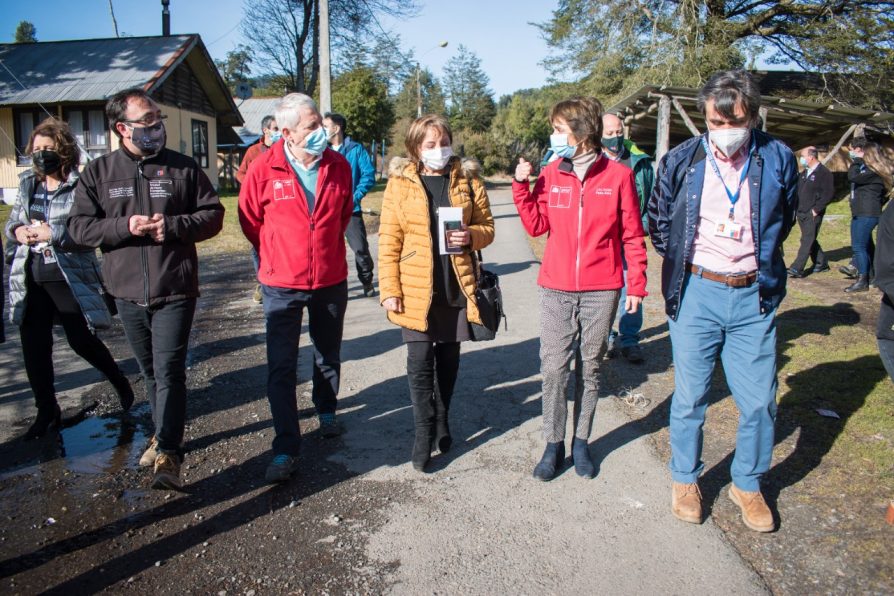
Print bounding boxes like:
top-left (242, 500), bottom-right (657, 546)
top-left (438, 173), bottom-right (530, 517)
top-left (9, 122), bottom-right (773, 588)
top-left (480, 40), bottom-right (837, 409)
top-left (728, 485), bottom-right (775, 532)
top-left (672, 482), bottom-right (703, 524)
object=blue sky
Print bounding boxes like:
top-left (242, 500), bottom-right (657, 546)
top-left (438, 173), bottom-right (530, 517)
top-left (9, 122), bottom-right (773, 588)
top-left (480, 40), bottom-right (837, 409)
top-left (1, 0), bottom-right (559, 99)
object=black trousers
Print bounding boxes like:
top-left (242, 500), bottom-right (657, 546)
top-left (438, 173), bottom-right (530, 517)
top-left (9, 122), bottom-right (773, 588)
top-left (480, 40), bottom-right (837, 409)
top-left (790, 211), bottom-right (827, 272)
top-left (117, 298), bottom-right (196, 456)
top-left (20, 277), bottom-right (122, 409)
top-left (262, 281), bottom-right (348, 456)
top-left (345, 213), bottom-right (374, 287)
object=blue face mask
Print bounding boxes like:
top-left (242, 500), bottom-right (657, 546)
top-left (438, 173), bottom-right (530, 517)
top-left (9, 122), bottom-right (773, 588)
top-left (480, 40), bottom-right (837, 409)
top-left (799, 156), bottom-right (808, 168)
top-left (268, 131), bottom-right (282, 144)
top-left (549, 133), bottom-right (577, 159)
top-left (302, 126), bottom-right (328, 156)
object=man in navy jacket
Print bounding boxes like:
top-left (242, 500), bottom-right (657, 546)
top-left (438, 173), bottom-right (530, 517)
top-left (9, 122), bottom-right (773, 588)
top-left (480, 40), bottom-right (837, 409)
top-left (648, 70), bottom-right (798, 533)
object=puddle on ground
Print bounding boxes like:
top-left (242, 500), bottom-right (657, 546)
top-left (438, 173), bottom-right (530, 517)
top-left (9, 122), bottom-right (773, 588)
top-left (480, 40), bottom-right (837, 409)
top-left (57, 403), bottom-right (150, 475)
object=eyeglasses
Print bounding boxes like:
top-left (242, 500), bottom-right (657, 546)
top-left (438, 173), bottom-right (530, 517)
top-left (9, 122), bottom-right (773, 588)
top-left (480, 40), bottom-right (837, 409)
top-left (121, 114), bottom-right (168, 128)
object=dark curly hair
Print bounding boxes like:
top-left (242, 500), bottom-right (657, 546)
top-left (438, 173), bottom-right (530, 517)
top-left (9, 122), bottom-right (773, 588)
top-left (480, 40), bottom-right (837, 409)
top-left (26, 117), bottom-right (80, 178)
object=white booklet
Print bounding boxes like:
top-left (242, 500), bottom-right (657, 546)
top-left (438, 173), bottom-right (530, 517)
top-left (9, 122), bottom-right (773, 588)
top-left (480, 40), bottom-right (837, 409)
top-left (437, 207), bottom-right (464, 255)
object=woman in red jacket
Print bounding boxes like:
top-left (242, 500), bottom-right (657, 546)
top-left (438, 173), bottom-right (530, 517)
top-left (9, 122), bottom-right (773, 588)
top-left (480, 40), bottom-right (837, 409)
top-left (513, 97), bottom-right (648, 481)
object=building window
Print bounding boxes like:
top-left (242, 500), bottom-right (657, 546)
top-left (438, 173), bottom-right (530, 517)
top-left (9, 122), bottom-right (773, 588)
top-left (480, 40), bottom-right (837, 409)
top-left (64, 107), bottom-right (111, 161)
top-left (191, 119), bottom-right (208, 168)
top-left (13, 108), bottom-right (41, 165)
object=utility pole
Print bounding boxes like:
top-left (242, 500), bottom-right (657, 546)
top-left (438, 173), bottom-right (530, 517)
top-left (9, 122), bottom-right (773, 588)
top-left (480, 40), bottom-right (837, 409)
top-left (319, 0), bottom-right (332, 114)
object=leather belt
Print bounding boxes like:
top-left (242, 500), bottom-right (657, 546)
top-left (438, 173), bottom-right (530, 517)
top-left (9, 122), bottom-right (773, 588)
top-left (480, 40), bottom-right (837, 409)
top-left (688, 264), bottom-right (757, 288)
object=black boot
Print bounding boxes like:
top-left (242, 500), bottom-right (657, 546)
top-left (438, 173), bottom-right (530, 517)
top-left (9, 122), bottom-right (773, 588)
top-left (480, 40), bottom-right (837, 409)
top-left (110, 371), bottom-right (135, 412)
top-left (24, 403), bottom-right (62, 441)
top-left (571, 437), bottom-right (596, 478)
top-left (407, 356), bottom-right (435, 472)
top-left (533, 441), bottom-right (565, 481)
top-left (433, 343), bottom-right (460, 454)
top-left (844, 274), bottom-right (870, 293)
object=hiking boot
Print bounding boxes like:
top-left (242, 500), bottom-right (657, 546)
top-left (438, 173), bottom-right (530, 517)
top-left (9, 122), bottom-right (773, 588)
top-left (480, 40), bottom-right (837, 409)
top-left (139, 436), bottom-right (159, 467)
top-left (151, 453), bottom-right (182, 490)
top-left (363, 283), bottom-right (378, 297)
top-left (620, 345), bottom-right (644, 363)
top-left (265, 454), bottom-right (299, 483)
top-left (533, 441), bottom-right (565, 481)
top-left (319, 416), bottom-right (344, 438)
top-left (672, 482), bottom-right (703, 524)
top-left (728, 485), bottom-right (774, 532)
top-left (252, 284), bottom-right (263, 304)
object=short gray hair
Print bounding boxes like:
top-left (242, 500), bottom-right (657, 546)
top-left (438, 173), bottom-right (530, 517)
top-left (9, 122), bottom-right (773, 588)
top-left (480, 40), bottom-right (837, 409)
top-left (696, 70), bottom-right (762, 125)
top-left (275, 93), bottom-right (318, 131)
top-left (260, 115), bottom-right (276, 130)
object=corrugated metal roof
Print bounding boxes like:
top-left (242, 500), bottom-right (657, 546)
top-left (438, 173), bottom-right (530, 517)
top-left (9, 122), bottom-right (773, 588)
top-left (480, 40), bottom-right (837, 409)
top-left (233, 97), bottom-right (281, 143)
top-left (0, 36), bottom-right (195, 105)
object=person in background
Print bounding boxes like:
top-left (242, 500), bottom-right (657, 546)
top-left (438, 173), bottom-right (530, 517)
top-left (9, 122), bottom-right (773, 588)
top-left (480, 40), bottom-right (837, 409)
top-left (514, 97), bottom-right (647, 482)
top-left (236, 115), bottom-right (279, 304)
top-left (601, 112), bottom-right (653, 363)
top-left (843, 138), bottom-right (892, 292)
top-left (648, 70), bottom-right (798, 533)
top-left (788, 146), bottom-right (834, 278)
top-left (378, 114), bottom-right (494, 472)
top-left (6, 118), bottom-right (133, 440)
top-left (239, 93), bottom-right (354, 484)
top-left (68, 89), bottom-right (224, 490)
top-left (323, 112), bottom-right (378, 297)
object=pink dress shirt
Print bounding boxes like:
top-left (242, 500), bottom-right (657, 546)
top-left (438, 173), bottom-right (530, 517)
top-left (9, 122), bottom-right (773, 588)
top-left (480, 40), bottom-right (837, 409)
top-left (690, 142), bottom-right (758, 274)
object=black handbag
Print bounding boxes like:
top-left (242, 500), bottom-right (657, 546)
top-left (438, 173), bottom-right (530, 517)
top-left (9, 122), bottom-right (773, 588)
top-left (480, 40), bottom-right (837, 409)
top-left (470, 251), bottom-right (506, 341)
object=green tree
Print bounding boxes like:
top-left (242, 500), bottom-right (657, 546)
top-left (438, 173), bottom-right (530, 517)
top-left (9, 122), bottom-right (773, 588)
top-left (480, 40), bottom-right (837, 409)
top-left (331, 65), bottom-right (395, 145)
top-left (14, 21), bottom-right (37, 43)
top-left (442, 45), bottom-right (496, 133)
top-left (338, 34), bottom-right (415, 95)
top-left (215, 45), bottom-right (253, 93)
top-left (393, 68), bottom-right (447, 120)
top-left (538, 0), bottom-right (894, 111)
top-left (241, 0), bottom-right (419, 94)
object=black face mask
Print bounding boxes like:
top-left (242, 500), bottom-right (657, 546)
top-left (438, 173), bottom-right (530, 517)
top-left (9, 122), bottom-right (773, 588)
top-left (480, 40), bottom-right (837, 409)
top-left (32, 150), bottom-right (62, 176)
top-left (601, 135), bottom-right (625, 154)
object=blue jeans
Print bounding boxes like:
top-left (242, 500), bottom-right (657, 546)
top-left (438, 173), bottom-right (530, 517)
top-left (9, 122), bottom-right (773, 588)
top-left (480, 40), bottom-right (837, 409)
top-left (667, 273), bottom-right (778, 492)
top-left (610, 254), bottom-right (642, 349)
top-left (262, 281), bottom-right (347, 456)
top-left (851, 216), bottom-right (878, 275)
top-left (117, 298), bottom-right (196, 457)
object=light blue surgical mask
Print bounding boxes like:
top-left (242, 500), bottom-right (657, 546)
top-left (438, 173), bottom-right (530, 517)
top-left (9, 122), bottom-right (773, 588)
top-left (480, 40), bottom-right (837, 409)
top-left (799, 156), bottom-right (808, 168)
top-left (302, 126), bottom-right (328, 156)
top-left (268, 131), bottom-right (282, 144)
top-left (549, 133), bottom-right (577, 159)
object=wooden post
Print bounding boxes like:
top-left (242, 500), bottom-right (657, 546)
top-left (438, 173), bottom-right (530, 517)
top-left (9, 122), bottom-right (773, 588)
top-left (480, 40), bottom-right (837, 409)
top-left (671, 97), bottom-right (700, 136)
top-left (759, 106), bottom-right (768, 132)
top-left (822, 124), bottom-right (857, 165)
top-left (656, 95), bottom-right (671, 164)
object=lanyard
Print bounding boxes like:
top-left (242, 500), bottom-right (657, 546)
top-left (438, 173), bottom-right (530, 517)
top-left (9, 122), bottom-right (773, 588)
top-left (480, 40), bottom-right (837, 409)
top-left (701, 136), bottom-right (752, 220)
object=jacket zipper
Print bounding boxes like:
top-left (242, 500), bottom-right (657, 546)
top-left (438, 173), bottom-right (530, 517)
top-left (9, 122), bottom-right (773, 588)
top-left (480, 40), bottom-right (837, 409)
top-left (136, 162), bottom-right (150, 306)
top-left (575, 180), bottom-right (584, 291)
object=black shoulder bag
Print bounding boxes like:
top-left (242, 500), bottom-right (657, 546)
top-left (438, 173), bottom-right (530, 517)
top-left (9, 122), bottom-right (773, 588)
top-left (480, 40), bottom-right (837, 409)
top-left (470, 250), bottom-right (507, 341)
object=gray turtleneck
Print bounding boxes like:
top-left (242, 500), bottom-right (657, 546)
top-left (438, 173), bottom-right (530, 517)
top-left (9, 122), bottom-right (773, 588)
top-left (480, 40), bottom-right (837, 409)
top-left (571, 150), bottom-right (598, 181)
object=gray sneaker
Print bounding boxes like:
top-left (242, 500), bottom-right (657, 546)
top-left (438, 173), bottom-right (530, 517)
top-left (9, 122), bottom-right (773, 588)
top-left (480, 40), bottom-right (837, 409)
top-left (265, 454), bottom-right (299, 483)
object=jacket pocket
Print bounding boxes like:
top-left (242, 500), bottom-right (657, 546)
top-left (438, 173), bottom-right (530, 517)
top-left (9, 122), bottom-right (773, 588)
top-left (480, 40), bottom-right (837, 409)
top-left (399, 251), bottom-right (416, 263)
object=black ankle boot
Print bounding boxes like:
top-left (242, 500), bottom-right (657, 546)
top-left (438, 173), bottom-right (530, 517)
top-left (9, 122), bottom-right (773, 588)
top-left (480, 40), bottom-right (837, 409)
top-left (845, 274), bottom-right (870, 293)
top-left (533, 441), bottom-right (565, 481)
top-left (572, 437), bottom-right (595, 478)
top-left (407, 356), bottom-right (435, 472)
top-left (111, 372), bottom-right (135, 412)
top-left (24, 403), bottom-right (62, 441)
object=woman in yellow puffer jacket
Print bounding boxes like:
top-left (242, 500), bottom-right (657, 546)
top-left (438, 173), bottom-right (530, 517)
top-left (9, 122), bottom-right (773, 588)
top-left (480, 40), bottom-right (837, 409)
top-left (379, 114), bottom-right (495, 472)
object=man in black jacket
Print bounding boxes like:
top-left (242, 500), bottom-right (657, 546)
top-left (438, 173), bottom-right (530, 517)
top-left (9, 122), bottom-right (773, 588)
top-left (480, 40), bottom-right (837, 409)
top-left (788, 146), bottom-right (834, 277)
top-left (68, 88), bottom-right (224, 490)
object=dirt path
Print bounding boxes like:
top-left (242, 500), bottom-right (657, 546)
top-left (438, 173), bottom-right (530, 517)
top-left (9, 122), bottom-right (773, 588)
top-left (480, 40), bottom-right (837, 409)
top-left (0, 186), bottom-right (886, 593)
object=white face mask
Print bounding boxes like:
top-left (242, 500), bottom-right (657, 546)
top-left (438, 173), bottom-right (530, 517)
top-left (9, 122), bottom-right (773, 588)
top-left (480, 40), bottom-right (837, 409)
top-left (709, 127), bottom-right (751, 157)
top-left (420, 146), bottom-right (453, 171)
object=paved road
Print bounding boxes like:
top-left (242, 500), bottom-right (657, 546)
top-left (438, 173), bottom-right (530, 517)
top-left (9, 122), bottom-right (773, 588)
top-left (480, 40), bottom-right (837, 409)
top-left (0, 186), bottom-right (767, 593)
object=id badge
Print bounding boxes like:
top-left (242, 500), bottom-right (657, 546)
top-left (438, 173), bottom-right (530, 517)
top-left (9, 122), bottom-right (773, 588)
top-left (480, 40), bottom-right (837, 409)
top-left (41, 247), bottom-right (57, 265)
top-left (714, 220), bottom-right (744, 241)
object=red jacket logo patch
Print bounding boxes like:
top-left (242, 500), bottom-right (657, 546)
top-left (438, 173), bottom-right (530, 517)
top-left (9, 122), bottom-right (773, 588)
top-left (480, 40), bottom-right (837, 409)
top-left (272, 179), bottom-right (297, 201)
